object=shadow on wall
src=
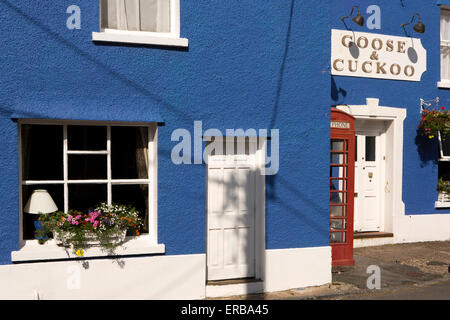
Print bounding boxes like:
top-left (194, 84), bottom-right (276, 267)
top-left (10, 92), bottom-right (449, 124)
top-left (270, 0), bottom-right (295, 129)
top-left (1, 0), bottom-right (192, 122)
top-left (331, 76), bottom-right (347, 103)
top-left (414, 132), bottom-right (439, 167)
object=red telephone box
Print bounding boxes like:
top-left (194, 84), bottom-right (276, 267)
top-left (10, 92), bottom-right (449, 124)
top-left (330, 108), bottom-right (355, 266)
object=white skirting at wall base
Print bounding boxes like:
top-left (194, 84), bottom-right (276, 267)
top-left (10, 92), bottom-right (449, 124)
top-left (206, 281), bottom-right (265, 298)
top-left (0, 246), bottom-right (332, 300)
top-left (355, 213), bottom-right (450, 248)
top-left (206, 246), bottom-right (332, 298)
top-left (263, 246), bottom-right (331, 293)
top-left (393, 213), bottom-right (450, 243)
top-left (0, 254), bottom-right (206, 300)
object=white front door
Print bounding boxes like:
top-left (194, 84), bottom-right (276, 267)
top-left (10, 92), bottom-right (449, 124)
top-left (354, 131), bottom-right (384, 232)
top-left (206, 139), bottom-right (259, 281)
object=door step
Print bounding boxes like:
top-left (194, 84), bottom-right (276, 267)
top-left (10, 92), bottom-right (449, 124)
top-left (354, 231), bottom-right (393, 239)
top-left (206, 277), bottom-right (261, 286)
top-left (205, 278), bottom-right (264, 298)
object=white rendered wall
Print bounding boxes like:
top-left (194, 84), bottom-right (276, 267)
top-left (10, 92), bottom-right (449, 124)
top-left (393, 212), bottom-right (450, 243)
top-left (0, 254), bottom-right (206, 300)
top-left (0, 246), bottom-right (333, 299)
top-left (263, 246), bottom-right (331, 293)
top-left (206, 246), bottom-right (332, 298)
top-left (205, 246), bottom-right (332, 298)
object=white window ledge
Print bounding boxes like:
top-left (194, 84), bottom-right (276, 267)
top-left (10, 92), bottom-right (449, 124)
top-left (92, 30), bottom-right (188, 47)
top-left (11, 236), bottom-right (165, 263)
top-left (437, 81), bottom-right (450, 88)
top-left (434, 201), bottom-right (450, 208)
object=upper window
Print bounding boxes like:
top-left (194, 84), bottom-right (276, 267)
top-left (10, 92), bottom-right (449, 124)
top-left (439, 7), bottom-right (450, 87)
top-left (92, 0), bottom-right (188, 47)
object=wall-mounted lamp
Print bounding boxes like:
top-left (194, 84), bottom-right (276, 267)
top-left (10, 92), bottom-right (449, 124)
top-left (402, 13), bottom-right (425, 34)
top-left (340, 6), bottom-right (364, 27)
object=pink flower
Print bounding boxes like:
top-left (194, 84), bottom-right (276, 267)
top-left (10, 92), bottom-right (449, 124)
top-left (93, 221), bottom-right (99, 228)
top-left (86, 211), bottom-right (101, 224)
top-left (67, 215), bottom-right (73, 222)
top-left (75, 215), bottom-right (81, 220)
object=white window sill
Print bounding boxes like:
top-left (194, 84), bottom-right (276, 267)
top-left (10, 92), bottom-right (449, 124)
top-left (437, 81), bottom-right (450, 89)
top-left (434, 201), bottom-right (450, 208)
top-left (92, 30), bottom-right (188, 47)
top-left (11, 236), bottom-right (165, 262)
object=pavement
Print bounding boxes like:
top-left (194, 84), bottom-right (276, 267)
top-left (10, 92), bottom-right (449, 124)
top-left (213, 241), bottom-right (450, 300)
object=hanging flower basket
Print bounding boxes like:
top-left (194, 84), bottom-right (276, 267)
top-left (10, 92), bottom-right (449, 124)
top-left (417, 107), bottom-right (450, 139)
top-left (37, 203), bottom-right (142, 256)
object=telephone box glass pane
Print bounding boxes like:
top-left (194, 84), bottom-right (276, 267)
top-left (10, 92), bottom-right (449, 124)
top-left (330, 219), bottom-right (346, 230)
top-left (331, 153), bottom-right (346, 164)
top-left (331, 139), bottom-right (345, 151)
top-left (330, 179), bottom-right (346, 191)
top-left (330, 205), bottom-right (341, 217)
top-left (331, 166), bottom-right (345, 178)
top-left (330, 192), bottom-right (346, 204)
top-left (330, 232), bottom-right (343, 243)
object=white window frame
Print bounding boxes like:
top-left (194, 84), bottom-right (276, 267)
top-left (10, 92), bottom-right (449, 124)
top-left (437, 131), bottom-right (450, 160)
top-left (435, 132), bottom-right (450, 208)
top-left (12, 120), bottom-right (164, 262)
top-left (438, 6), bottom-right (450, 88)
top-left (92, 0), bottom-right (188, 47)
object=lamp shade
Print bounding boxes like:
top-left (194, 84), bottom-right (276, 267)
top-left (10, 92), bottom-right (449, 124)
top-left (24, 189), bottom-right (58, 214)
top-left (413, 21), bottom-right (425, 34)
top-left (352, 14), bottom-right (364, 27)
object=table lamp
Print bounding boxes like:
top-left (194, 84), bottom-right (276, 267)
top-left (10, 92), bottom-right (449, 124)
top-left (24, 189), bottom-right (58, 240)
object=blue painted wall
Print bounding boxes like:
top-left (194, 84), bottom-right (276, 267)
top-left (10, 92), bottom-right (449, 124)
top-left (0, 0), bottom-right (332, 264)
top-left (332, 0), bottom-right (450, 216)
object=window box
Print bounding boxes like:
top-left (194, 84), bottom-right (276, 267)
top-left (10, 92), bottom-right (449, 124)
top-left (54, 229), bottom-right (127, 247)
top-left (437, 190), bottom-right (450, 202)
top-left (436, 179), bottom-right (450, 208)
top-left (12, 237), bottom-right (165, 262)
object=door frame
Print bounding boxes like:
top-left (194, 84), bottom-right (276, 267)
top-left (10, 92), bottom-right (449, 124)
top-left (205, 136), bottom-right (266, 281)
top-left (337, 98), bottom-right (406, 235)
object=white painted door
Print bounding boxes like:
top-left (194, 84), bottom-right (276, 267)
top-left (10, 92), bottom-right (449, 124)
top-left (207, 139), bottom-right (257, 281)
top-left (354, 132), bottom-right (383, 232)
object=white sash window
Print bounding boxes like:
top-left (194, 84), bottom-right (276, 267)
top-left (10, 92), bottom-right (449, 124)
top-left (102, 0), bottom-right (171, 33)
top-left (93, 0), bottom-right (188, 47)
top-left (12, 121), bottom-right (164, 262)
top-left (440, 7), bottom-right (450, 87)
